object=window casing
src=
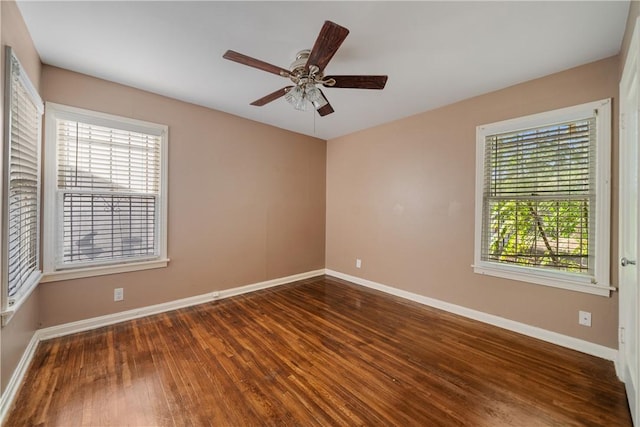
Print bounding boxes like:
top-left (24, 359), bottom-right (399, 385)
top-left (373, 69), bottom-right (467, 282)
top-left (43, 103), bottom-right (168, 282)
top-left (474, 99), bottom-right (612, 296)
top-left (1, 47), bottom-right (43, 323)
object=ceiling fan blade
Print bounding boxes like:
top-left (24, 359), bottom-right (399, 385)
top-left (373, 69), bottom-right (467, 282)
top-left (223, 50), bottom-right (290, 77)
top-left (250, 86), bottom-right (293, 106)
top-left (316, 89), bottom-right (334, 116)
top-left (306, 21), bottom-right (349, 73)
top-left (324, 75), bottom-right (388, 89)
top-left (317, 103), bottom-right (334, 117)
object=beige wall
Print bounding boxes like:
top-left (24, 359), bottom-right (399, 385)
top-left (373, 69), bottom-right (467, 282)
top-left (38, 66), bottom-right (326, 327)
top-left (0, 0), bottom-right (41, 394)
top-left (326, 56), bottom-right (620, 348)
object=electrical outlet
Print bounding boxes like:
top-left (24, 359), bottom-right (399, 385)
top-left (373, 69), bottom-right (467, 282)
top-left (114, 288), bottom-right (124, 302)
top-left (578, 310), bottom-right (591, 327)
top-left (356, 258), bottom-right (362, 269)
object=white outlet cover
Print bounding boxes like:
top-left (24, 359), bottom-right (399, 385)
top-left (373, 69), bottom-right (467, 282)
top-left (356, 259), bottom-right (362, 269)
top-left (578, 310), bottom-right (592, 327)
top-left (114, 288), bottom-right (124, 302)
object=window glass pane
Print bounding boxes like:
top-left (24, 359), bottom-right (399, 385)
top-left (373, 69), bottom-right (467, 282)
top-left (4, 49), bottom-right (42, 303)
top-left (481, 117), bottom-right (595, 274)
top-left (61, 193), bottom-right (156, 264)
top-left (57, 121), bottom-right (160, 193)
top-left (55, 118), bottom-right (162, 268)
top-left (484, 199), bottom-right (590, 272)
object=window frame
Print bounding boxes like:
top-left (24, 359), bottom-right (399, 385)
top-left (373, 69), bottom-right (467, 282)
top-left (1, 47), bottom-right (44, 324)
top-left (474, 99), bottom-right (613, 297)
top-left (43, 103), bottom-right (169, 282)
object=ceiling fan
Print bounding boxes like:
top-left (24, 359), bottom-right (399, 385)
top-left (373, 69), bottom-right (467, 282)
top-left (223, 20), bottom-right (388, 117)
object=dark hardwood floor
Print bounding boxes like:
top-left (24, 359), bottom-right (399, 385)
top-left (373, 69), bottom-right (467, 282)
top-left (5, 275), bottom-right (631, 426)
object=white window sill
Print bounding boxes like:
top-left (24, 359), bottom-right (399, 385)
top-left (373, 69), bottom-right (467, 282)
top-left (41, 258), bottom-right (170, 283)
top-left (472, 264), bottom-right (615, 297)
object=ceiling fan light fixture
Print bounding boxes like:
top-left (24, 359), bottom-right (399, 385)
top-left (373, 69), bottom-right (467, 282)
top-left (305, 85), bottom-right (322, 103)
top-left (285, 84), bottom-right (308, 111)
top-left (285, 83), bottom-right (328, 112)
top-left (306, 85), bottom-right (328, 109)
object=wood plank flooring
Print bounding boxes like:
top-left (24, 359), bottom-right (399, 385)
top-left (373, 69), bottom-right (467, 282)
top-left (5, 275), bottom-right (631, 426)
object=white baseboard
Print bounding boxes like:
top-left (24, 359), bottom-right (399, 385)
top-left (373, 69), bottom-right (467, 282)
top-left (325, 269), bottom-right (618, 363)
top-left (38, 269), bottom-right (325, 341)
top-left (0, 269), bottom-right (324, 425)
top-left (0, 332), bottom-right (39, 425)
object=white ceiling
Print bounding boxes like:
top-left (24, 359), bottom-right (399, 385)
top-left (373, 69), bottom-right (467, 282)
top-left (17, 1), bottom-right (630, 140)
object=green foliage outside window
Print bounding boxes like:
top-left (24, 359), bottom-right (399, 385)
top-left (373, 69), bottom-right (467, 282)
top-left (486, 199), bottom-right (589, 272)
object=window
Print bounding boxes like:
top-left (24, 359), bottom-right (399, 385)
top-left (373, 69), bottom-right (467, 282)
top-left (474, 99), bottom-right (612, 296)
top-left (1, 47), bottom-right (43, 323)
top-left (43, 103), bottom-right (168, 281)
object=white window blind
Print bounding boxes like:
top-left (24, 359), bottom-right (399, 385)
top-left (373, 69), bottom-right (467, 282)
top-left (482, 118), bottom-right (595, 273)
top-left (3, 47), bottom-right (43, 314)
top-left (474, 99), bottom-right (611, 296)
top-left (55, 119), bottom-right (162, 268)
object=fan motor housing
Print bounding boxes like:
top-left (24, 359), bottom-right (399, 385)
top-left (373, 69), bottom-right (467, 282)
top-left (288, 49), bottom-right (326, 85)
top-left (289, 50), bottom-right (310, 76)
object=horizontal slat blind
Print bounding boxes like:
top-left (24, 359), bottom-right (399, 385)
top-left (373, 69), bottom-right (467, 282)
top-left (56, 120), bottom-right (161, 266)
top-left (482, 118), bottom-right (596, 273)
top-left (5, 49), bottom-right (42, 304)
